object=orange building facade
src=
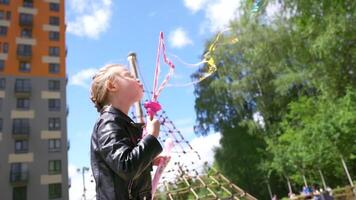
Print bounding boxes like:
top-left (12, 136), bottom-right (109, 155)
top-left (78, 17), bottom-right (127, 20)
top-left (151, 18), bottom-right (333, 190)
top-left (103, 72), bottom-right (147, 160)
top-left (0, 0), bottom-right (65, 77)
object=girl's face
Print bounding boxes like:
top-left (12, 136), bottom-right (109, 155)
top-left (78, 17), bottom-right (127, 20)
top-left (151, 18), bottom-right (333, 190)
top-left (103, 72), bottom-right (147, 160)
top-left (113, 68), bottom-right (144, 103)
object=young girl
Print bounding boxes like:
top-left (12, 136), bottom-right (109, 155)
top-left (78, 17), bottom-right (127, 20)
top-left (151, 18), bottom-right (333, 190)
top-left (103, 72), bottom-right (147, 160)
top-left (90, 64), bottom-right (163, 200)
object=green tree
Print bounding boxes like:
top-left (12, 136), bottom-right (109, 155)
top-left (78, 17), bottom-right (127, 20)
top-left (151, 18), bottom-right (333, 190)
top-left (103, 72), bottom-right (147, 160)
top-left (273, 89), bottom-right (356, 188)
top-left (193, 0), bottom-right (356, 198)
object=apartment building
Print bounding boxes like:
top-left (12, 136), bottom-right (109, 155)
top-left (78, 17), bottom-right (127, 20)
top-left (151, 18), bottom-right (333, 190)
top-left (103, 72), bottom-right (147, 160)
top-left (0, 0), bottom-right (68, 199)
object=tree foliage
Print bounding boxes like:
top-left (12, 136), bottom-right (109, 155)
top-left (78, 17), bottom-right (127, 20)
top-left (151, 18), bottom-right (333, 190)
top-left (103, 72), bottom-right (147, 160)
top-left (193, 0), bottom-right (356, 198)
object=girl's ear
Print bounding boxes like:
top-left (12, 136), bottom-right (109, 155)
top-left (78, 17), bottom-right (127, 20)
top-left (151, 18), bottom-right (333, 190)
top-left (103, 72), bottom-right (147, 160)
top-left (106, 78), bottom-right (119, 92)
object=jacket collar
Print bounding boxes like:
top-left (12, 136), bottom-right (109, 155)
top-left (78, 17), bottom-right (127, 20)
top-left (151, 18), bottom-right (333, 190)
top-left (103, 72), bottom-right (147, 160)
top-left (101, 105), bottom-right (144, 129)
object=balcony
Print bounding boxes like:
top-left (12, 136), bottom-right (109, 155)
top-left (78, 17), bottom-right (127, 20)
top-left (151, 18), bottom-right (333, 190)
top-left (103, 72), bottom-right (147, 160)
top-left (10, 171), bottom-right (29, 185)
top-left (14, 80), bottom-right (32, 97)
top-left (23, 0), bottom-right (34, 8)
top-left (17, 44), bottom-right (32, 61)
top-left (19, 14), bottom-right (33, 27)
top-left (17, 52), bottom-right (32, 60)
top-left (14, 87), bottom-right (31, 97)
top-left (12, 118), bottom-right (30, 139)
top-left (12, 126), bottom-right (30, 139)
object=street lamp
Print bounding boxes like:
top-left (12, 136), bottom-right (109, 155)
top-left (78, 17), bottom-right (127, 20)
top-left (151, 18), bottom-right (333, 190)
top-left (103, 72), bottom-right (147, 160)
top-left (77, 167), bottom-right (90, 200)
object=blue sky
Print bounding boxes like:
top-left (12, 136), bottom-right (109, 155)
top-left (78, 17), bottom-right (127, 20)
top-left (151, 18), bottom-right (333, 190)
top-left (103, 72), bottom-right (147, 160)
top-left (65, 0), bottom-right (247, 198)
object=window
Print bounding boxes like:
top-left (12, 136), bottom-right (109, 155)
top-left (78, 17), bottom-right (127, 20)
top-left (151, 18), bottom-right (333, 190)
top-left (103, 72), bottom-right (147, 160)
top-left (49, 47), bottom-right (59, 56)
top-left (48, 80), bottom-right (60, 91)
top-left (0, 10), bottom-right (11, 20)
top-left (19, 13), bottom-right (33, 26)
top-left (49, 63), bottom-right (59, 74)
top-left (0, 118), bottom-right (3, 132)
top-left (19, 62), bottom-right (30, 72)
top-left (48, 99), bottom-right (60, 111)
top-left (13, 186), bottom-right (27, 200)
top-left (10, 163), bottom-right (28, 182)
top-left (6, 11), bottom-right (10, 20)
top-left (0, 78), bottom-right (5, 89)
top-left (0, 0), bottom-right (9, 5)
top-left (0, 60), bottom-right (4, 71)
top-left (0, 26), bottom-right (7, 36)
top-left (3, 42), bottom-right (8, 53)
top-left (48, 160), bottom-right (61, 174)
top-left (49, 16), bottom-right (59, 25)
top-left (48, 118), bottom-right (60, 130)
top-left (12, 119), bottom-right (30, 135)
top-left (49, 31), bottom-right (59, 41)
top-left (23, 0), bottom-right (33, 8)
top-left (17, 98), bottom-right (30, 110)
top-left (49, 183), bottom-right (61, 199)
top-left (15, 140), bottom-right (28, 153)
top-left (49, 3), bottom-right (59, 12)
top-left (15, 79), bottom-right (31, 93)
top-left (17, 44), bottom-right (32, 56)
top-left (20, 28), bottom-right (32, 38)
top-left (49, 139), bottom-right (61, 152)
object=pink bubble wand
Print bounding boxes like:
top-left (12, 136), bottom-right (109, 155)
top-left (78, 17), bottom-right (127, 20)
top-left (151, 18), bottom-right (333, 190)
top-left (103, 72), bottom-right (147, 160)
top-left (143, 32), bottom-right (175, 198)
top-left (151, 138), bottom-right (174, 197)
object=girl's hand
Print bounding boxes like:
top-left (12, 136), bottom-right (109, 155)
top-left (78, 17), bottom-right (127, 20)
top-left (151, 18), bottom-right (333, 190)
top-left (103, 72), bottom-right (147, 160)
top-left (146, 116), bottom-right (160, 138)
top-left (153, 155), bottom-right (171, 166)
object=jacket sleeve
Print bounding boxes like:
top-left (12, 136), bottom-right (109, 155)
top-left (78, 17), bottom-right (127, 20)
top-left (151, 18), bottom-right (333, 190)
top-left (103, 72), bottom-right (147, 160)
top-left (96, 119), bottom-right (163, 181)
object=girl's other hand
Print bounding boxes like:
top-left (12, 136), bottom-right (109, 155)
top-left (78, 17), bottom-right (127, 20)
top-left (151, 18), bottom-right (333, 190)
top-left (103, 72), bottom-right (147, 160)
top-left (146, 116), bottom-right (160, 138)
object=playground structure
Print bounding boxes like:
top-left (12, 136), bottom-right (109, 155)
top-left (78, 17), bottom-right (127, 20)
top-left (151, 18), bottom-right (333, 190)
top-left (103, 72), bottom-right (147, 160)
top-left (130, 110), bottom-right (257, 200)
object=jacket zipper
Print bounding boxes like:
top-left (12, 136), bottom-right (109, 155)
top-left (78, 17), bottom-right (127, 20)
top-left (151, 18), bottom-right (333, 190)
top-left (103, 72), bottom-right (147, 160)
top-left (128, 180), bottom-right (133, 200)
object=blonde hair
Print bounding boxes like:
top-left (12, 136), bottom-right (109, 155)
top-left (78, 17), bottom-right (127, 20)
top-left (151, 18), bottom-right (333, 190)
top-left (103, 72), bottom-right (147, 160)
top-left (90, 64), bottom-right (126, 112)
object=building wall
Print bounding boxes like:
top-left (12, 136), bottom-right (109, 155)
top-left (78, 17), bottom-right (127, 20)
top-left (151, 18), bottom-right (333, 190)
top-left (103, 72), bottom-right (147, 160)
top-left (0, 0), bottom-right (68, 199)
top-left (0, 0), bottom-right (66, 77)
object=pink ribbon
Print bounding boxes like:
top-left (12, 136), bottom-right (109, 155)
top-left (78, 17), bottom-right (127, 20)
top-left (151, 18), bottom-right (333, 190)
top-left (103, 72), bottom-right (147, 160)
top-left (144, 32), bottom-right (175, 119)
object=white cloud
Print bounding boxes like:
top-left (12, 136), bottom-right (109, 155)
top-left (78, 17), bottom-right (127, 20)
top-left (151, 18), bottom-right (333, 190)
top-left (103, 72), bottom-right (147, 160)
top-left (69, 164), bottom-right (96, 200)
top-left (169, 28), bottom-right (193, 48)
top-left (67, 0), bottom-right (113, 39)
top-left (69, 68), bottom-right (98, 88)
top-left (184, 0), bottom-right (210, 13)
top-left (189, 132), bottom-right (221, 164)
top-left (205, 0), bottom-right (241, 32)
top-left (177, 126), bottom-right (194, 136)
top-left (69, 0), bottom-right (88, 14)
top-left (183, 0), bottom-right (242, 33)
top-left (184, 0), bottom-right (281, 33)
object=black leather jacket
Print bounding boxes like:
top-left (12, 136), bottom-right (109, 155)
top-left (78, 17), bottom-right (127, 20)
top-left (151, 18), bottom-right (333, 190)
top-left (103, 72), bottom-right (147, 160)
top-left (91, 106), bottom-right (163, 200)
